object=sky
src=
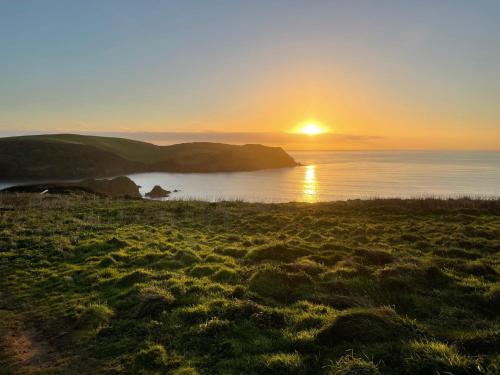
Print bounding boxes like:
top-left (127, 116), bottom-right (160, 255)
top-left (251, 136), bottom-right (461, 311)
top-left (1, 0), bottom-right (499, 150)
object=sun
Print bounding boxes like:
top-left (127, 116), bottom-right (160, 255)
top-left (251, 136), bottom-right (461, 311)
top-left (299, 123), bottom-right (324, 136)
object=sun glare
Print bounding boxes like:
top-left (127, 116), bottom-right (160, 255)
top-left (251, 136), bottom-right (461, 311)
top-left (298, 123), bottom-right (325, 136)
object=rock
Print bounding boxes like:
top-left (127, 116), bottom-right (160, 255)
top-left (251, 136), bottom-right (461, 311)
top-left (145, 185), bottom-right (170, 198)
top-left (1, 176), bottom-right (141, 198)
top-left (81, 176), bottom-right (141, 198)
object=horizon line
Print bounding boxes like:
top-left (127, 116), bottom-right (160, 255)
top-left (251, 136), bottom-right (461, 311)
top-left (1, 131), bottom-right (499, 152)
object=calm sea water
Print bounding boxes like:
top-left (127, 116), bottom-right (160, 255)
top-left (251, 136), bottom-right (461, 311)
top-left (129, 151), bottom-right (500, 202)
top-left (1, 151), bottom-right (499, 202)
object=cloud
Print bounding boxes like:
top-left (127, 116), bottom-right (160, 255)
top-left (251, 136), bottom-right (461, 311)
top-left (0, 130), bottom-right (383, 149)
top-left (90, 131), bottom-right (383, 146)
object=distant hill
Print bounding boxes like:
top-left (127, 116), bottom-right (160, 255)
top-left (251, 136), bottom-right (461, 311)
top-left (0, 134), bottom-right (298, 180)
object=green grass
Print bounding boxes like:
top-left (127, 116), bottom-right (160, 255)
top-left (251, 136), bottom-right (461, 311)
top-left (1, 134), bottom-right (165, 163)
top-left (0, 194), bottom-right (499, 374)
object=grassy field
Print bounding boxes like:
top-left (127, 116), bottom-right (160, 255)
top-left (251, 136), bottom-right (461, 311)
top-left (0, 194), bottom-right (499, 374)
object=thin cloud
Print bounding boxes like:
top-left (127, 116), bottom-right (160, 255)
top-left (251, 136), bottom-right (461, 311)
top-left (0, 130), bottom-right (384, 149)
top-left (89, 131), bottom-right (384, 145)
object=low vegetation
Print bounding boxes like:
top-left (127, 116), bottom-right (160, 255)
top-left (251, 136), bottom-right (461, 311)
top-left (0, 134), bottom-right (297, 179)
top-left (0, 194), bottom-right (498, 374)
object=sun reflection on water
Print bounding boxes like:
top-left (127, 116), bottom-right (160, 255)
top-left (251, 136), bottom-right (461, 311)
top-left (302, 165), bottom-right (317, 202)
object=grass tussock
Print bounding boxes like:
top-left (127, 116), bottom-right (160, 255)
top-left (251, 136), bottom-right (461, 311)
top-left (316, 306), bottom-right (417, 345)
top-left (0, 194), bottom-right (498, 374)
top-left (327, 354), bottom-right (380, 375)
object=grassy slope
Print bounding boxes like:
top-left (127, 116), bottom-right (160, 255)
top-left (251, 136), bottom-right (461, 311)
top-left (0, 134), bottom-right (166, 163)
top-left (0, 195), bottom-right (498, 374)
top-left (0, 135), bottom-right (297, 179)
top-left (0, 134), bottom-right (285, 164)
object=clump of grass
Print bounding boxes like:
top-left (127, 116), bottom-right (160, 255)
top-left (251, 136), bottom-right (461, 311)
top-left (245, 242), bottom-right (310, 263)
top-left (484, 284), bottom-right (500, 311)
top-left (285, 259), bottom-right (326, 275)
top-left (134, 282), bottom-right (175, 317)
top-left (249, 265), bottom-right (313, 301)
top-left (214, 247), bottom-right (247, 258)
top-left (173, 250), bottom-right (201, 265)
top-left (326, 353), bottom-right (380, 375)
top-left (404, 340), bottom-right (476, 374)
top-left (98, 255), bottom-right (117, 267)
top-left (134, 343), bottom-right (168, 371)
top-left (376, 263), bottom-right (450, 291)
top-left (353, 248), bottom-right (394, 266)
top-left (457, 261), bottom-right (497, 279)
top-left (189, 264), bottom-right (219, 277)
top-left (198, 317), bottom-right (232, 337)
top-left (115, 268), bottom-right (155, 287)
top-left (106, 237), bottom-right (129, 249)
top-left (172, 366), bottom-right (200, 375)
top-left (75, 302), bottom-right (113, 332)
top-left (316, 306), bottom-right (416, 345)
top-left (458, 329), bottom-right (500, 354)
top-left (211, 266), bottom-right (238, 283)
top-left (259, 352), bottom-right (304, 375)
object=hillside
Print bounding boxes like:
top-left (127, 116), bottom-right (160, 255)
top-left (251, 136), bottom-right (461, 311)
top-left (0, 134), bottom-right (298, 180)
top-left (0, 195), bottom-right (498, 374)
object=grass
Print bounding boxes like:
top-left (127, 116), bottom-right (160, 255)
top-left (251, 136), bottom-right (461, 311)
top-left (1, 134), bottom-right (166, 163)
top-left (0, 194), bottom-right (498, 374)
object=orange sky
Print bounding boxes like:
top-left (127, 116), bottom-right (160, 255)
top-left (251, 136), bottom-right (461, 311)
top-left (1, 2), bottom-right (499, 150)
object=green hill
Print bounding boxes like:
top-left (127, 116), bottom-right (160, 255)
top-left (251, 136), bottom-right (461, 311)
top-left (0, 134), bottom-right (297, 180)
top-left (6, 134), bottom-right (167, 163)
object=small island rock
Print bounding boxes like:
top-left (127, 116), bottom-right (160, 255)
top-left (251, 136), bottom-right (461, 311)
top-left (145, 185), bottom-right (170, 198)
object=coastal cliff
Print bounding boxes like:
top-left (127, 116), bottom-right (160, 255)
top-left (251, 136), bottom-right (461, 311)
top-left (0, 134), bottom-right (298, 180)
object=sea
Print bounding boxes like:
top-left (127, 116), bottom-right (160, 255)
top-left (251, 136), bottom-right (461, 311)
top-left (1, 151), bottom-right (499, 203)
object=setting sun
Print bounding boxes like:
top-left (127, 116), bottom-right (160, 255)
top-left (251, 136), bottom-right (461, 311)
top-left (298, 123), bottom-right (325, 136)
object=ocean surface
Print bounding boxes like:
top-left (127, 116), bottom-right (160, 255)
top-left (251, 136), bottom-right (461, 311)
top-left (1, 151), bottom-right (499, 202)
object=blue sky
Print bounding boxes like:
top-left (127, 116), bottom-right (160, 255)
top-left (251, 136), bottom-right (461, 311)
top-left (1, 1), bottom-right (499, 149)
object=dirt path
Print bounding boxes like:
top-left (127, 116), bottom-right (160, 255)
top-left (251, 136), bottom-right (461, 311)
top-left (0, 312), bottom-right (62, 375)
top-left (8, 325), bottom-right (59, 369)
